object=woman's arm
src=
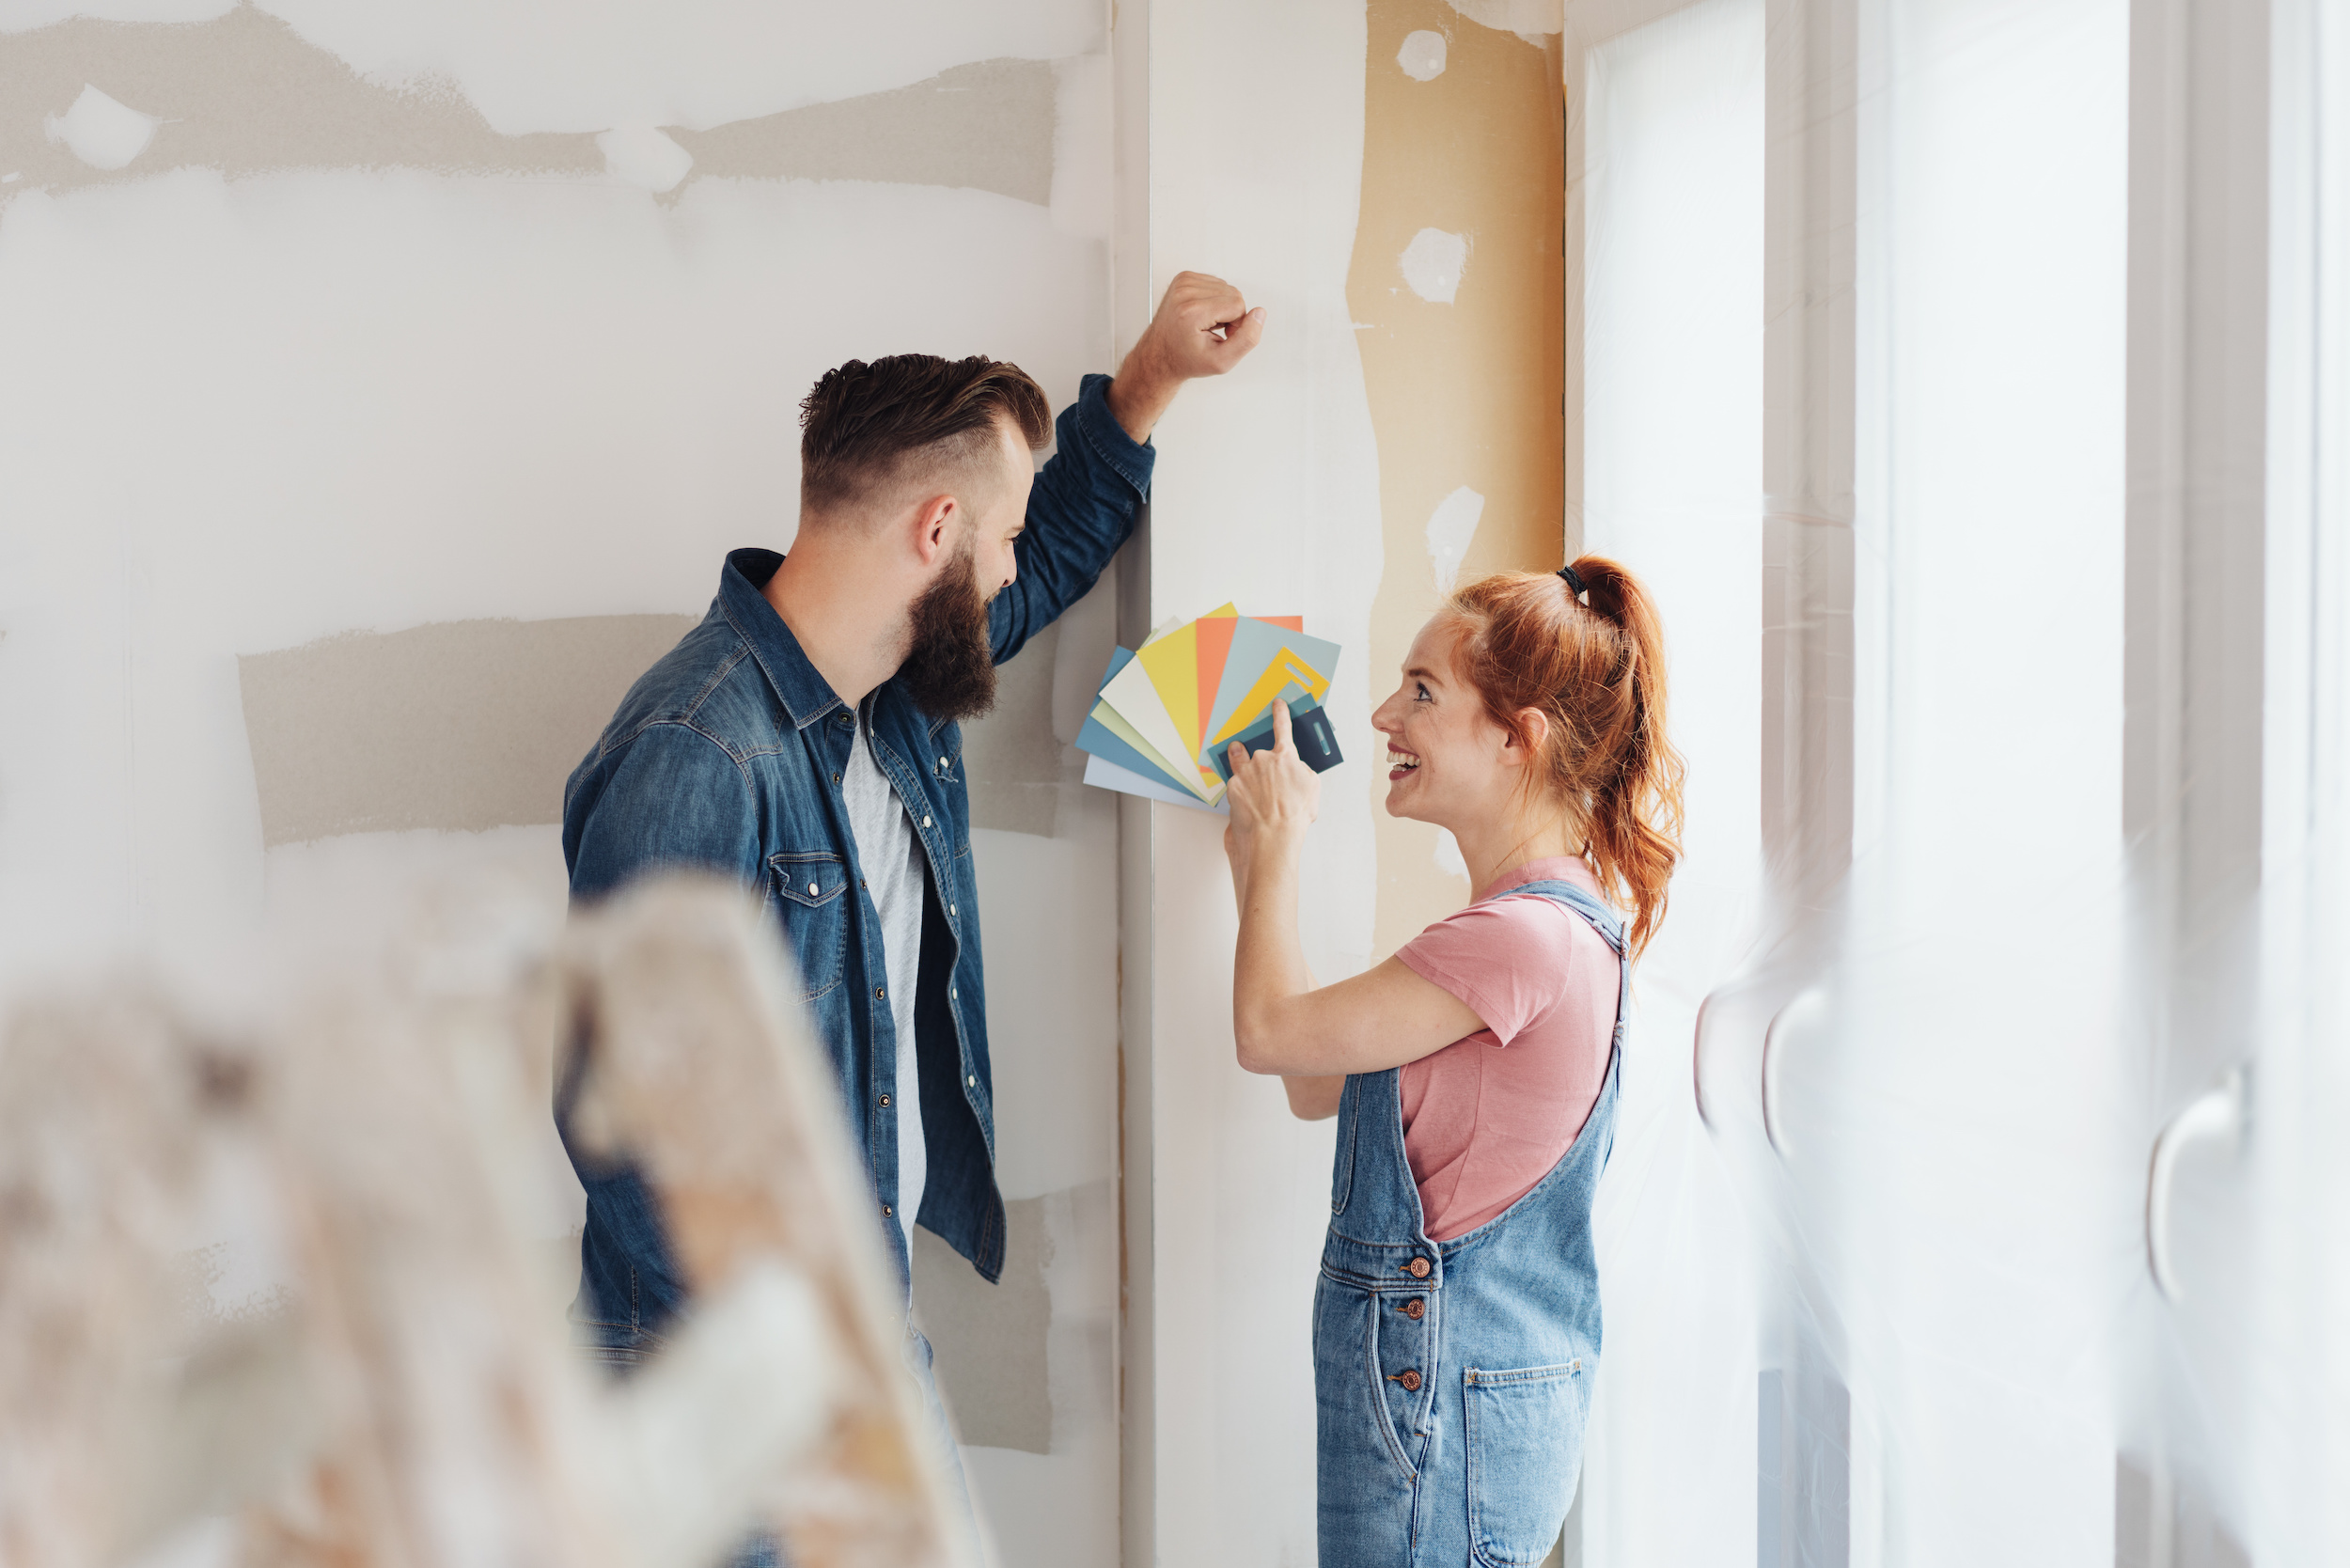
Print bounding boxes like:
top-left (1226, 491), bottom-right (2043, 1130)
top-left (1282, 1074), bottom-right (1345, 1121)
top-left (1224, 706), bottom-right (1488, 1088)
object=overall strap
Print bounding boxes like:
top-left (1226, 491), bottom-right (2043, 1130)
top-left (1495, 878), bottom-right (1631, 1059)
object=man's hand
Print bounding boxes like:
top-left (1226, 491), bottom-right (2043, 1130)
top-left (1106, 271), bottom-right (1266, 442)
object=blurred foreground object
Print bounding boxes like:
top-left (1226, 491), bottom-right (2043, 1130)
top-left (0, 872), bottom-right (964, 1568)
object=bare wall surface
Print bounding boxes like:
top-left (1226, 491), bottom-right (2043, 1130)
top-left (0, 8), bottom-right (1059, 206)
top-left (0, 6), bottom-right (1124, 1564)
top-left (1350, 0), bottom-right (1567, 957)
top-left (1141, 0), bottom-right (1387, 1559)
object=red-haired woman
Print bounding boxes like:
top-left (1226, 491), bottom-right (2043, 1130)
top-left (1221, 558), bottom-right (1683, 1565)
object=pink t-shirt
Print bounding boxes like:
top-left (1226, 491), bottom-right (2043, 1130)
top-left (1392, 856), bottom-right (1622, 1242)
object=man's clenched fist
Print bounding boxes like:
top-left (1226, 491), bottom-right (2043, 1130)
top-left (1105, 271), bottom-right (1266, 442)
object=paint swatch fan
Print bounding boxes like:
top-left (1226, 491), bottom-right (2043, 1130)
top-left (1075, 604), bottom-right (1343, 813)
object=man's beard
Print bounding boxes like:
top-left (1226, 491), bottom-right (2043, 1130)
top-left (897, 541), bottom-right (997, 722)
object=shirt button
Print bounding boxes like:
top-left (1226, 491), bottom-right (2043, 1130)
top-left (950, 987), bottom-right (958, 999)
top-left (832, 772), bottom-right (842, 784)
top-left (1405, 1258), bottom-right (1432, 1279)
top-left (938, 756), bottom-right (949, 769)
top-left (922, 814), bottom-right (932, 828)
top-left (879, 1093), bottom-right (892, 1107)
top-left (966, 1075), bottom-right (977, 1088)
top-left (807, 881), bottom-right (819, 896)
top-left (883, 1203), bottom-right (893, 1217)
top-left (1402, 1297), bottom-right (1426, 1320)
top-left (875, 986), bottom-right (885, 999)
top-left (949, 902), bottom-right (957, 916)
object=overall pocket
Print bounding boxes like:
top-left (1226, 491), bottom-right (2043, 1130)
top-left (1312, 1272), bottom-right (1426, 1485)
top-left (1465, 1359), bottom-right (1591, 1567)
top-left (767, 850), bottom-right (849, 1000)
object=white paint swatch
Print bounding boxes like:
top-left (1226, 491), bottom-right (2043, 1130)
top-left (1400, 227), bottom-right (1469, 304)
top-left (1425, 484), bottom-right (1485, 592)
top-left (596, 125), bottom-right (694, 192)
top-left (43, 85), bottom-right (160, 172)
top-left (1397, 30), bottom-right (1449, 81)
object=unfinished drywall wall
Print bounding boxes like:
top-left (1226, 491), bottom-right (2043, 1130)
top-left (1349, 0), bottom-right (1566, 957)
top-left (0, 7), bottom-right (1124, 1565)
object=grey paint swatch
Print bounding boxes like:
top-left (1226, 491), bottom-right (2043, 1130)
top-left (237, 614), bottom-right (697, 846)
top-left (0, 8), bottom-right (1057, 206)
top-left (910, 1195), bottom-right (1052, 1454)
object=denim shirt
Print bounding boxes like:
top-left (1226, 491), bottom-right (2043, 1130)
top-left (557, 373), bottom-right (1152, 1356)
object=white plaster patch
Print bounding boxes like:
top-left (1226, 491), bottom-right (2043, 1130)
top-left (1, 173), bottom-right (18, 183)
top-left (1400, 226), bottom-right (1469, 304)
top-left (596, 124), bottom-right (692, 193)
top-left (1425, 483), bottom-right (1485, 591)
top-left (43, 84), bottom-right (160, 171)
top-left (1434, 827), bottom-right (1469, 884)
top-left (1444, 0), bottom-right (1563, 35)
top-left (1397, 30), bottom-right (1449, 81)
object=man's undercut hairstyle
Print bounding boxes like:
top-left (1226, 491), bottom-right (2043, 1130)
top-left (798, 353), bottom-right (1052, 520)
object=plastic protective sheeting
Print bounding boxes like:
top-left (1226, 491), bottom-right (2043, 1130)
top-left (1560, 0), bottom-right (2346, 1562)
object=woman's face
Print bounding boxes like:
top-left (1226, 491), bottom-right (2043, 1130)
top-left (1370, 617), bottom-right (1520, 831)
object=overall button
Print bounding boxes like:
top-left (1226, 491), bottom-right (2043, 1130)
top-left (1388, 1369), bottom-right (1422, 1393)
top-left (1401, 1297), bottom-right (1426, 1320)
top-left (1404, 1257), bottom-right (1432, 1279)
top-left (882, 1203), bottom-right (894, 1217)
top-left (879, 1093), bottom-right (892, 1107)
top-left (874, 985), bottom-right (886, 999)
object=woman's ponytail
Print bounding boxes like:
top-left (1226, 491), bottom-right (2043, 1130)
top-left (1447, 557), bottom-right (1686, 956)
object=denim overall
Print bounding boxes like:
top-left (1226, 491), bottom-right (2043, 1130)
top-left (1314, 879), bottom-right (1625, 1566)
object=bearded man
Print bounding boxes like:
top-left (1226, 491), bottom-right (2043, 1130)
top-left (555, 273), bottom-right (1262, 1529)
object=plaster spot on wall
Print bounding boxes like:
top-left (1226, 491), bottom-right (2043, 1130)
top-left (1401, 226), bottom-right (1470, 304)
top-left (237, 614), bottom-right (697, 847)
top-left (1397, 30), bottom-right (1449, 82)
top-left (910, 1194), bottom-right (1052, 1453)
top-left (1443, 0), bottom-right (1563, 36)
top-left (43, 82), bottom-right (158, 169)
top-left (961, 619), bottom-right (1081, 839)
top-left (1434, 827), bottom-right (1469, 884)
top-left (665, 57), bottom-right (1058, 208)
top-left (596, 123), bottom-right (691, 193)
top-left (0, 11), bottom-right (1062, 207)
top-left (1425, 484), bottom-right (1486, 591)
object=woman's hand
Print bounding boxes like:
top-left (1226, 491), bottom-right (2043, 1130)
top-left (1223, 701), bottom-right (1322, 882)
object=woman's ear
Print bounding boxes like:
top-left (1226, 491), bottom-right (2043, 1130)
top-left (1503, 708), bottom-right (1550, 767)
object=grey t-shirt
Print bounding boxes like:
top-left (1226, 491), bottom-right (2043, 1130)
top-left (842, 698), bottom-right (927, 1262)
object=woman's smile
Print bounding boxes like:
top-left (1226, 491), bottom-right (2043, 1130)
top-left (1386, 745), bottom-right (1422, 783)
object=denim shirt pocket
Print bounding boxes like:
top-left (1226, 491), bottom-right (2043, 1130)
top-left (768, 849), bottom-right (849, 1000)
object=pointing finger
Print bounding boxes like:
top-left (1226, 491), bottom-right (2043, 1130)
top-left (1271, 699), bottom-right (1294, 756)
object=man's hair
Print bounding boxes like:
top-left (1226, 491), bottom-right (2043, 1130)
top-left (798, 353), bottom-right (1052, 519)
